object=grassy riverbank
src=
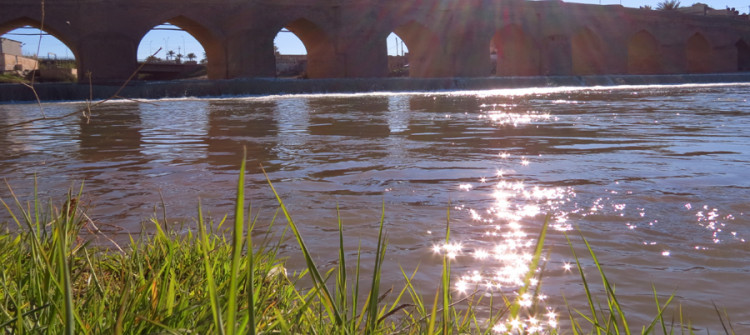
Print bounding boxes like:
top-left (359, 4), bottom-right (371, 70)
top-left (0, 73), bottom-right (27, 84)
top-left (0, 168), bottom-right (736, 334)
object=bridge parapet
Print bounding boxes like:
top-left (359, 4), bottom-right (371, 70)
top-left (1, 0), bottom-right (749, 83)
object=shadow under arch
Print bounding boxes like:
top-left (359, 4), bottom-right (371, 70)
top-left (138, 15), bottom-right (226, 79)
top-left (491, 24), bottom-right (540, 77)
top-left (627, 30), bottom-right (661, 74)
top-left (571, 26), bottom-right (605, 75)
top-left (392, 20), bottom-right (446, 78)
top-left (686, 32), bottom-right (712, 73)
top-left (280, 18), bottom-right (337, 79)
top-left (736, 39), bottom-right (750, 72)
top-left (1, 17), bottom-right (80, 79)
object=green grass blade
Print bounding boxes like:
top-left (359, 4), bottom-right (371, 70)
top-left (273, 308), bottom-right (292, 333)
top-left (246, 202), bottom-right (256, 335)
top-left (565, 232), bottom-right (601, 334)
top-left (261, 167), bottom-right (343, 326)
top-left (335, 204), bottom-right (350, 330)
top-left (354, 242), bottom-right (366, 330)
top-left (713, 303), bottom-right (735, 335)
top-left (227, 148), bottom-right (247, 335)
top-left (33, 178), bottom-right (40, 231)
top-left (578, 231), bottom-right (630, 335)
top-left (58, 191), bottom-right (78, 335)
top-left (642, 285), bottom-right (675, 335)
top-left (427, 287), bottom-right (440, 335)
top-left (15, 254), bottom-right (25, 335)
top-left (442, 205), bottom-right (451, 335)
top-left (366, 202), bottom-right (387, 333)
top-left (441, 251), bottom-right (450, 334)
top-left (510, 213), bottom-right (550, 319)
top-left (82, 248), bottom-right (104, 295)
top-left (399, 265), bottom-right (425, 316)
top-left (113, 275), bottom-right (129, 335)
top-left (197, 201), bottom-right (226, 335)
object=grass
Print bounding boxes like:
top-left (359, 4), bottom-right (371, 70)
top-left (0, 73), bottom-right (28, 84)
top-left (0, 164), bottom-right (737, 334)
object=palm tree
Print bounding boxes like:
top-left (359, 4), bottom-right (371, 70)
top-left (166, 50), bottom-right (175, 61)
top-left (187, 53), bottom-right (196, 62)
top-left (656, 0), bottom-right (680, 10)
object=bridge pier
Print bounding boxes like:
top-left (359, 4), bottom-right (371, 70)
top-left (77, 33), bottom-right (138, 84)
top-left (287, 17), bottom-right (346, 79)
top-left (706, 30), bottom-right (743, 73)
top-left (541, 35), bottom-right (572, 76)
top-left (204, 39), bottom-right (228, 80)
top-left (336, 34), bottom-right (388, 78)
top-left (225, 30), bottom-right (275, 79)
top-left (448, 32), bottom-right (493, 77)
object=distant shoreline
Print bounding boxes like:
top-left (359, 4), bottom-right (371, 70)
top-left (2, 73), bottom-right (750, 103)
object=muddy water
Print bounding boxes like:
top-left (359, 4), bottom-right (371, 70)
top-left (1, 84), bottom-right (749, 332)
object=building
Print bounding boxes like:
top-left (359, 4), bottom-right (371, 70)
top-left (677, 3), bottom-right (742, 17)
top-left (275, 54), bottom-right (306, 77)
top-left (1, 37), bottom-right (37, 73)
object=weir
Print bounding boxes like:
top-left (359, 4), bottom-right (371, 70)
top-left (1, 0), bottom-right (750, 83)
top-left (3, 73), bottom-right (750, 102)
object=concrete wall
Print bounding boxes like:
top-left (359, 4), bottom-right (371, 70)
top-left (1, 0), bottom-right (750, 83)
top-left (1, 53), bottom-right (37, 72)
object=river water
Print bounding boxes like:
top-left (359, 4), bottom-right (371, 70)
top-left (1, 83), bottom-right (749, 332)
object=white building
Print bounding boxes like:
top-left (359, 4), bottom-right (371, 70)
top-left (1, 38), bottom-right (38, 73)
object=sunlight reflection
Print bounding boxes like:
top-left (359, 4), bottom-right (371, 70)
top-left (480, 110), bottom-right (553, 127)
top-left (691, 205), bottom-right (746, 243)
top-left (427, 90), bottom-right (748, 333)
top-left (433, 153), bottom-right (575, 333)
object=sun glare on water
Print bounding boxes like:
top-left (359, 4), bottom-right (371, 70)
top-left (426, 94), bottom-right (749, 333)
top-left (429, 102), bottom-right (578, 333)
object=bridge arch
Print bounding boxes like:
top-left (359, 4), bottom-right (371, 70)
top-left (136, 16), bottom-right (226, 79)
top-left (736, 39), bottom-right (750, 71)
top-left (391, 20), bottom-right (445, 78)
top-left (280, 18), bottom-right (337, 78)
top-left (686, 32), bottom-right (712, 73)
top-left (491, 24), bottom-right (540, 76)
top-left (0, 17), bottom-right (77, 53)
top-left (571, 27), bottom-right (605, 75)
top-left (1, 17), bottom-right (80, 80)
top-left (627, 30), bottom-right (661, 74)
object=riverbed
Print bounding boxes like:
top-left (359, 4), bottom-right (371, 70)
top-left (1, 83), bottom-right (749, 332)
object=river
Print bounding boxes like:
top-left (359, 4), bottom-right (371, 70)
top-left (1, 83), bottom-right (749, 332)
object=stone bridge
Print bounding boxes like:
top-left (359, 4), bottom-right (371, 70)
top-left (2, 0), bottom-right (750, 83)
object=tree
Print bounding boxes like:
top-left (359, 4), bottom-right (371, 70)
top-left (656, 0), bottom-right (681, 10)
top-left (166, 50), bottom-right (175, 61)
top-left (187, 53), bottom-right (196, 62)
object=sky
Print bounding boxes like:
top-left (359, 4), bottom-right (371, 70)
top-left (2, 0), bottom-right (748, 61)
